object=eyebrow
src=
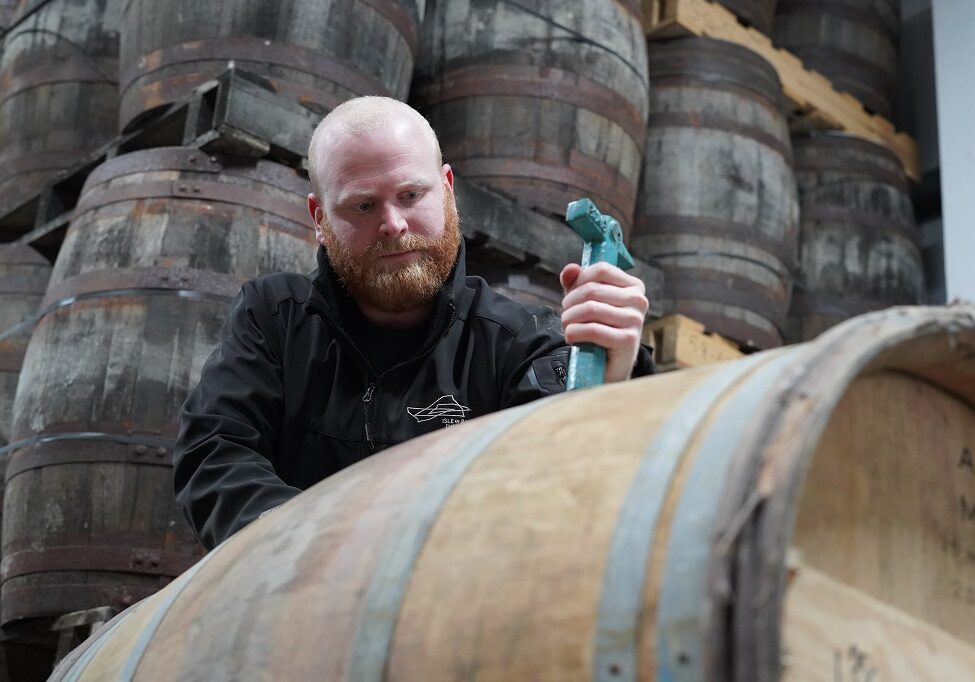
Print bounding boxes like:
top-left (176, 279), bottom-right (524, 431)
top-left (335, 179), bottom-right (432, 206)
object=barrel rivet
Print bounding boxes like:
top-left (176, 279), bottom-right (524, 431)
top-left (177, 183), bottom-right (188, 192)
top-left (149, 556), bottom-right (160, 568)
top-left (120, 594), bottom-right (134, 606)
top-left (134, 444), bottom-right (147, 456)
top-left (156, 447), bottom-right (167, 458)
top-left (191, 185), bottom-right (201, 194)
top-left (188, 155), bottom-right (198, 164)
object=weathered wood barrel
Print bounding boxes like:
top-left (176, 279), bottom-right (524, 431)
top-left (0, 147), bottom-right (317, 626)
top-left (787, 133), bottom-right (922, 342)
top-left (466, 256), bottom-right (564, 312)
top-left (632, 37), bottom-right (799, 349)
top-left (411, 0), bottom-right (649, 236)
top-left (0, 244), bottom-right (50, 446)
top-left (118, 0), bottom-right (418, 133)
top-left (716, 0), bottom-right (779, 34)
top-left (50, 304), bottom-right (975, 681)
top-left (773, 0), bottom-right (899, 118)
top-left (0, 0), bottom-right (119, 215)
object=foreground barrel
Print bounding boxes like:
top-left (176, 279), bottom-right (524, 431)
top-left (412, 0), bottom-right (649, 235)
top-left (52, 304), bottom-right (975, 680)
top-left (633, 38), bottom-right (799, 349)
top-left (119, 0), bottom-right (417, 132)
top-left (773, 0), bottom-right (899, 118)
top-left (787, 133), bottom-right (922, 341)
top-left (0, 148), bottom-right (316, 625)
top-left (0, 0), bottom-right (119, 215)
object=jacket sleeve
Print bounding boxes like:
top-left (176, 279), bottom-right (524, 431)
top-left (500, 306), bottom-right (656, 408)
top-left (174, 282), bottom-right (302, 550)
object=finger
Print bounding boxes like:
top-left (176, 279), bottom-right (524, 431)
top-left (561, 299), bottom-right (646, 330)
top-left (563, 322), bottom-right (642, 354)
top-left (569, 262), bottom-right (646, 292)
top-left (562, 281), bottom-right (649, 314)
top-left (560, 263), bottom-right (582, 294)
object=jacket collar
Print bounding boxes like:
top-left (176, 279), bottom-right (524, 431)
top-left (305, 240), bottom-right (467, 340)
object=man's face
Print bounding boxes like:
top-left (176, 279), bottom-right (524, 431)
top-left (310, 119), bottom-right (460, 314)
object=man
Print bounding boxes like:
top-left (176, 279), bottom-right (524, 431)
top-left (174, 97), bottom-right (652, 550)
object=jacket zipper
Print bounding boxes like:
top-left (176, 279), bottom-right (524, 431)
top-left (360, 303), bottom-right (458, 453)
top-left (362, 383), bottom-right (376, 451)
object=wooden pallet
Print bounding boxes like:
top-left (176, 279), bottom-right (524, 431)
top-left (642, 0), bottom-right (919, 181)
top-left (643, 314), bottom-right (744, 371)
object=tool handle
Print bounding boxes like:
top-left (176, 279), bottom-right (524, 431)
top-left (566, 342), bottom-right (606, 390)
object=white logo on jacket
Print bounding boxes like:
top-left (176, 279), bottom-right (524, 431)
top-left (407, 395), bottom-right (471, 425)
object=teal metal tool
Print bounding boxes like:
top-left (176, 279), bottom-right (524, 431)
top-left (564, 198), bottom-right (635, 391)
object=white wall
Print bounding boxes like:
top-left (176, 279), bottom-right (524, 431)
top-left (932, 1), bottom-right (975, 303)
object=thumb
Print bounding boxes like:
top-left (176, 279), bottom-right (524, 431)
top-left (560, 263), bottom-right (582, 294)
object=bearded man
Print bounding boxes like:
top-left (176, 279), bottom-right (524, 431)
top-left (174, 97), bottom-right (652, 550)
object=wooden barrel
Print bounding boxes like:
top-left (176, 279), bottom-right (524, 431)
top-left (773, 0), bottom-right (899, 118)
top-left (466, 254), bottom-right (564, 313)
top-left (715, 0), bottom-right (779, 34)
top-left (0, 244), bottom-right (50, 446)
top-left (118, 0), bottom-right (418, 133)
top-left (0, 147), bottom-right (317, 626)
top-left (0, 0), bottom-right (119, 215)
top-left (787, 133), bottom-right (922, 342)
top-left (50, 304), bottom-right (975, 681)
top-left (632, 37), bottom-right (799, 350)
top-left (411, 0), bottom-right (649, 236)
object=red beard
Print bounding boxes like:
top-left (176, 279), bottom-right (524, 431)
top-left (320, 193), bottom-right (461, 314)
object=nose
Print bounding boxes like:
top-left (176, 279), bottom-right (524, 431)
top-left (379, 202), bottom-right (408, 238)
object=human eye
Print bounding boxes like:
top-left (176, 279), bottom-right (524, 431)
top-left (400, 189), bottom-right (422, 205)
top-left (350, 199), bottom-right (373, 214)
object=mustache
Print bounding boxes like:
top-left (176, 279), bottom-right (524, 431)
top-left (365, 234), bottom-right (438, 257)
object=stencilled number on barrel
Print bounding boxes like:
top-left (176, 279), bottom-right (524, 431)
top-left (833, 645), bottom-right (878, 682)
top-left (960, 447), bottom-right (975, 522)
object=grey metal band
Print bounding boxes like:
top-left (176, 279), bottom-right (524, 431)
top-left (592, 353), bottom-right (774, 682)
top-left (346, 396), bottom-right (559, 681)
top-left (655, 349), bottom-right (798, 681)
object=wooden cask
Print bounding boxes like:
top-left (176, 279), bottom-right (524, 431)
top-left (787, 134), bottom-right (922, 342)
top-left (412, 0), bottom-right (649, 236)
top-left (118, 0), bottom-right (418, 133)
top-left (50, 304), bottom-right (975, 681)
top-left (0, 245), bottom-right (50, 446)
top-left (466, 255), bottom-right (563, 313)
top-left (0, 148), bottom-right (317, 626)
top-left (0, 0), bottom-right (119, 216)
top-left (632, 37), bottom-right (799, 350)
top-left (773, 0), bottom-right (900, 118)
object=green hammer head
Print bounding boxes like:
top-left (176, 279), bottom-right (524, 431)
top-left (565, 198), bottom-right (634, 269)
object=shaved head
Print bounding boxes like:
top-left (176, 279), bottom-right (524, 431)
top-left (307, 96), bottom-right (442, 199)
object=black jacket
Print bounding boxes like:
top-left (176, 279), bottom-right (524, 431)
top-left (175, 244), bottom-right (654, 549)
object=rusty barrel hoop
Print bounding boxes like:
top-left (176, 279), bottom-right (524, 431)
top-left (0, 0), bottom-right (119, 215)
top-left (786, 132), bottom-right (922, 342)
top-left (49, 305), bottom-right (975, 681)
top-left (0, 146), bottom-right (316, 626)
top-left (412, 0), bottom-right (649, 236)
top-left (118, 0), bottom-right (418, 133)
top-left (632, 37), bottom-right (799, 349)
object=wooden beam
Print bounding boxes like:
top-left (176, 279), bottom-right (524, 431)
top-left (782, 561), bottom-right (975, 681)
top-left (642, 314), bottom-right (743, 370)
top-left (645, 0), bottom-right (920, 181)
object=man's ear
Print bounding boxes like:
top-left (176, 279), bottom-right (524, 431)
top-left (442, 164), bottom-right (454, 192)
top-left (308, 193), bottom-right (326, 245)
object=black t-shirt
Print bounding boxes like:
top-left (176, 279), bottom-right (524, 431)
top-left (350, 311), bottom-right (429, 374)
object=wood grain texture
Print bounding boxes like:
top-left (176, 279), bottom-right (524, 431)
top-left (118, 0), bottom-right (417, 132)
top-left (633, 37), bottom-right (799, 350)
top-left (413, 0), bottom-right (649, 235)
top-left (0, 0), bottom-right (119, 215)
top-left (1, 147), bottom-right (317, 625)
